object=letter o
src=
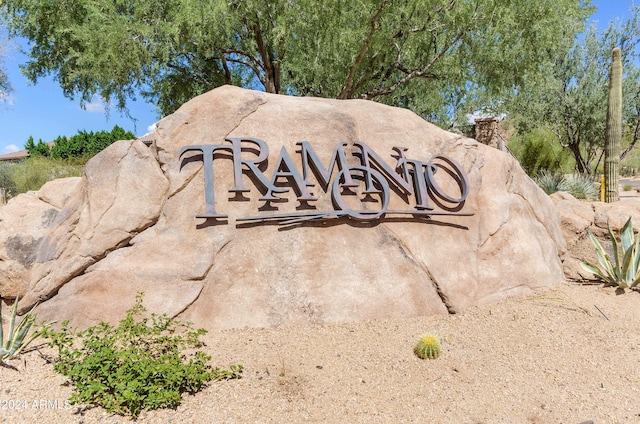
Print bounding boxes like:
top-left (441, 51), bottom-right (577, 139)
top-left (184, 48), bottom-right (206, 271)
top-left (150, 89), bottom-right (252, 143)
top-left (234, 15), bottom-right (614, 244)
top-left (332, 166), bottom-right (390, 221)
top-left (425, 155), bottom-right (469, 204)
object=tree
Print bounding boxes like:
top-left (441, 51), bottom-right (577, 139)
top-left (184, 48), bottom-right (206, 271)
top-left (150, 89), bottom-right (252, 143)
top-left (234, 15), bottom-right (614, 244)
top-left (25, 136), bottom-right (52, 157)
top-left (49, 125), bottom-right (135, 159)
top-left (508, 7), bottom-right (640, 175)
top-left (1, 0), bottom-right (591, 125)
top-left (0, 30), bottom-right (10, 104)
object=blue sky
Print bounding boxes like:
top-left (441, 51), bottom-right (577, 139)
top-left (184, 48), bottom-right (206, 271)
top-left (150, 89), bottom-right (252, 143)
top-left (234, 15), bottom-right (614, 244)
top-left (0, 0), bottom-right (636, 155)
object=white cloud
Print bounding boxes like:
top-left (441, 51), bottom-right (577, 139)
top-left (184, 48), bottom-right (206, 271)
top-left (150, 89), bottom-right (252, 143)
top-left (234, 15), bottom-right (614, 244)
top-left (0, 91), bottom-right (15, 106)
top-left (3, 144), bottom-right (20, 154)
top-left (83, 97), bottom-right (106, 113)
top-left (142, 122), bottom-right (157, 137)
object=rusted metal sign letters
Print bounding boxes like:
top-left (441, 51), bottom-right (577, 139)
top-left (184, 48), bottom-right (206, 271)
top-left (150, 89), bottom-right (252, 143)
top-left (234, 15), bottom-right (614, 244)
top-left (180, 138), bottom-right (472, 225)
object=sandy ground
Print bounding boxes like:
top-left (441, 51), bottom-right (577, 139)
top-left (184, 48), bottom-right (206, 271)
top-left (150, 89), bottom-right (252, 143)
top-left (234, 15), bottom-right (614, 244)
top-left (1, 184), bottom-right (639, 423)
top-left (1, 280), bottom-right (639, 424)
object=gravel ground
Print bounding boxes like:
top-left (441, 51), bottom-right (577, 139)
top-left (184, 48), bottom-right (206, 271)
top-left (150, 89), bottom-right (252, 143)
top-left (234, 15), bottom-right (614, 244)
top-left (1, 280), bottom-right (639, 424)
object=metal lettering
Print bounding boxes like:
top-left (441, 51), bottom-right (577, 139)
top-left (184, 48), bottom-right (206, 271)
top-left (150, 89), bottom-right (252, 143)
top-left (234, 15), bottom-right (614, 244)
top-left (181, 138), bottom-right (472, 224)
top-left (353, 142), bottom-right (413, 195)
top-left (262, 146), bottom-right (315, 201)
top-left (179, 144), bottom-right (231, 219)
top-left (296, 141), bottom-right (357, 190)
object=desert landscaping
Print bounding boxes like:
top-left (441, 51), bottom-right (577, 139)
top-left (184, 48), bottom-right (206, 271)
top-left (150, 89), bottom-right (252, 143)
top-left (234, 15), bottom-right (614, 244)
top-left (1, 279), bottom-right (639, 423)
top-left (0, 1), bottom-right (638, 422)
top-left (1, 88), bottom-right (640, 424)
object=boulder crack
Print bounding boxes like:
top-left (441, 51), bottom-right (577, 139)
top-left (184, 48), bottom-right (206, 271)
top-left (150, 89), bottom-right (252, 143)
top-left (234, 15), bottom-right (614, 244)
top-left (379, 224), bottom-right (455, 313)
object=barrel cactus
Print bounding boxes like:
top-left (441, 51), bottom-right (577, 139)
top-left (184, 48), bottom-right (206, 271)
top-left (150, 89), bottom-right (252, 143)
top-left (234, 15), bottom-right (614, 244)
top-left (414, 334), bottom-right (441, 359)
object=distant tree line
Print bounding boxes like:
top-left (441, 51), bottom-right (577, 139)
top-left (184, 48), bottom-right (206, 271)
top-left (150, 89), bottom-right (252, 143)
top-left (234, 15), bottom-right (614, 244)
top-left (24, 125), bottom-right (135, 159)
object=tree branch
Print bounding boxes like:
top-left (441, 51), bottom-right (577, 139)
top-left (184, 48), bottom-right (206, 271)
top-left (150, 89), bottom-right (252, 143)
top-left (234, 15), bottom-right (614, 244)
top-left (252, 18), bottom-right (279, 93)
top-left (338, 0), bottom-right (390, 99)
top-left (361, 30), bottom-right (465, 99)
top-left (361, 0), bottom-right (476, 100)
top-left (621, 117), bottom-right (640, 160)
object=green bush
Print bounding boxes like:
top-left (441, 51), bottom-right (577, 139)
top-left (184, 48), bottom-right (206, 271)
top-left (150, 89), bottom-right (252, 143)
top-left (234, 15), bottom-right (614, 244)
top-left (0, 161), bottom-right (18, 198)
top-left (43, 294), bottom-right (242, 418)
top-left (10, 157), bottom-right (83, 194)
top-left (49, 125), bottom-right (135, 160)
top-left (509, 128), bottom-right (574, 176)
top-left (24, 136), bottom-right (52, 157)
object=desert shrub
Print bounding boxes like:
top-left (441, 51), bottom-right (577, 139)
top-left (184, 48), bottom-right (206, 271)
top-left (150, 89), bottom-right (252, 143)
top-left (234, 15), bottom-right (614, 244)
top-left (582, 217), bottom-right (640, 290)
top-left (562, 174), bottom-right (598, 200)
top-left (0, 161), bottom-right (18, 198)
top-left (43, 294), bottom-right (242, 418)
top-left (509, 128), bottom-right (574, 176)
top-left (534, 170), bottom-right (566, 195)
top-left (10, 157), bottom-right (83, 194)
top-left (534, 171), bottom-right (598, 200)
top-left (0, 296), bottom-right (43, 364)
top-left (623, 184), bottom-right (633, 191)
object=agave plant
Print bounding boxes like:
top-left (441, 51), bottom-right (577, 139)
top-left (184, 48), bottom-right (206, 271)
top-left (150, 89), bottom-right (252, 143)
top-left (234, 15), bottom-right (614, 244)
top-left (535, 170), bottom-right (566, 195)
top-left (0, 296), bottom-right (42, 364)
top-left (562, 174), bottom-right (598, 201)
top-left (581, 217), bottom-right (640, 290)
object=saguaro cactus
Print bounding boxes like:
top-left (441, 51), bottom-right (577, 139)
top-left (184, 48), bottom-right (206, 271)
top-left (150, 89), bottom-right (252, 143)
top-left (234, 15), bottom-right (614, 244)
top-left (604, 47), bottom-right (623, 203)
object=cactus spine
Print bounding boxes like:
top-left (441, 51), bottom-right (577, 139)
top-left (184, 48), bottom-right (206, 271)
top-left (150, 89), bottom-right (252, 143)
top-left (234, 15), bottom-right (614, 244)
top-left (604, 47), bottom-right (622, 203)
top-left (414, 334), bottom-right (441, 359)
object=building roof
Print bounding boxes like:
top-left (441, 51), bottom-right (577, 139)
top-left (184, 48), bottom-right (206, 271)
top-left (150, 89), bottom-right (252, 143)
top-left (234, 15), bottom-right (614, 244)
top-left (0, 141), bottom-right (57, 162)
top-left (0, 148), bottom-right (30, 162)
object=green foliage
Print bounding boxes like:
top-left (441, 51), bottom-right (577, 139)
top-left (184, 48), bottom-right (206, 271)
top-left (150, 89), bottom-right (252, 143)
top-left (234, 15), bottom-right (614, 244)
top-left (534, 171), bottom-right (567, 196)
top-left (49, 125), bottom-right (135, 160)
top-left (414, 334), bottom-right (441, 360)
top-left (24, 136), bottom-right (51, 157)
top-left (1, 0), bottom-right (592, 123)
top-left (1, 296), bottom-right (43, 364)
top-left (562, 174), bottom-right (599, 200)
top-left (509, 7), bottom-right (640, 175)
top-left (43, 294), bottom-right (242, 418)
top-left (0, 161), bottom-right (18, 198)
top-left (534, 171), bottom-right (597, 200)
top-left (509, 128), bottom-right (574, 176)
top-left (582, 218), bottom-right (640, 290)
top-left (0, 124), bottom-right (130, 196)
top-left (9, 156), bottom-right (83, 194)
top-left (623, 184), bottom-right (633, 191)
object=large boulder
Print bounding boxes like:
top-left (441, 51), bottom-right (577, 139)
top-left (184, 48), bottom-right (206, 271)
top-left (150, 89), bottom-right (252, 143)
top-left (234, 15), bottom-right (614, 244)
top-left (6, 86), bottom-right (566, 329)
top-left (551, 191), bottom-right (640, 281)
top-left (0, 177), bottom-right (81, 299)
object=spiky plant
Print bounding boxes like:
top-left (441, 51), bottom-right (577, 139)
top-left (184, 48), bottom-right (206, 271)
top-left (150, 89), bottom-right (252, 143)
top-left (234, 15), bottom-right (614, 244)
top-left (0, 296), bottom-right (42, 364)
top-left (581, 217), bottom-right (640, 290)
top-left (604, 47), bottom-right (622, 203)
top-left (534, 170), bottom-right (566, 195)
top-left (414, 334), bottom-right (441, 359)
top-left (562, 174), bottom-right (598, 200)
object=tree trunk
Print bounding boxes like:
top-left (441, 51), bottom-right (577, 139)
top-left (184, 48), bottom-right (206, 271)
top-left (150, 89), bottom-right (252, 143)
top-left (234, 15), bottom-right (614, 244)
top-left (604, 47), bottom-right (623, 203)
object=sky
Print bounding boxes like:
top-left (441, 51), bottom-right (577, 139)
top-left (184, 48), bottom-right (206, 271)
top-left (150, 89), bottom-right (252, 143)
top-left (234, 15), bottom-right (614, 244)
top-left (0, 0), bottom-right (637, 155)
